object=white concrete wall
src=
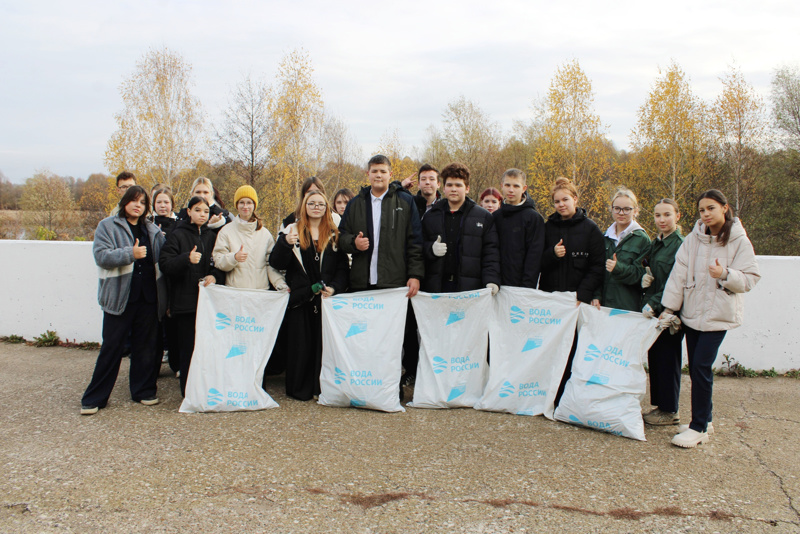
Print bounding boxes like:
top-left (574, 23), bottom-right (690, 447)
top-left (0, 241), bottom-right (796, 371)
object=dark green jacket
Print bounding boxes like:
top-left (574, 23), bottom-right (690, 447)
top-left (339, 182), bottom-right (424, 290)
top-left (597, 227), bottom-right (650, 311)
top-left (639, 230), bottom-right (684, 315)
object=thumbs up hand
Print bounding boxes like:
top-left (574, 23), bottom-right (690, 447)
top-left (554, 238), bottom-right (566, 258)
top-left (709, 258), bottom-right (726, 279)
top-left (355, 231), bottom-right (370, 251)
top-left (234, 244), bottom-right (248, 263)
top-left (133, 238), bottom-right (147, 259)
top-left (641, 266), bottom-right (654, 288)
top-left (432, 235), bottom-right (447, 257)
top-left (606, 253), bottom-right (618, 273)
top-left (189, 245), bottom-right (202, 264)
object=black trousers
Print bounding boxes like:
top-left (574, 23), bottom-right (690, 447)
top-left (685, 326), bottom-right (726, 433)
top-left (82, 299), bottom-right (159, 407)
top-left (647, 328), bottom-right (685, 413)
top-left (402, 301), bottom-right (420, 378)
top-left (284, 303), bottom-right (323, 401)
top-left (172, 312), bottom-right (197, 397)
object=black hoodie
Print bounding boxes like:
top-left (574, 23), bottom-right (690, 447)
top-left (538, 208), bottom-right (605, 304)
top-left (492, 194), bottom-right (545, 288)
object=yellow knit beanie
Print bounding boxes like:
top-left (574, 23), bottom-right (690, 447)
top-left (234, 185), bottom-right (258, 210)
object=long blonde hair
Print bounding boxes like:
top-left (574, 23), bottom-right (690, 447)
top-left (297, 191), bottom-right (339, 253)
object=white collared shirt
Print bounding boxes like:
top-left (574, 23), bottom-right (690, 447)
top-left (369, 189), bottom-right (387, 285)
top-left (605, 220), bottom-right (644, 245)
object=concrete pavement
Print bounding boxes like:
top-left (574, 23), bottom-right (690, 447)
top-left (1, 342), bottom-right (798, 533)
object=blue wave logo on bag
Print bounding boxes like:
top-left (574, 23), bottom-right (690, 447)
top-left (609, 309), bottom-right (630, 317)
top-left (509, 306), bottom-right (525, 324)
top-left (583, 344), bottom-right (602, 362)
top-left (516, 409), bottom-right (535, 416)
top-left (522, 337), bottom-right (544, 352)
top-left (447, 384), bottom-right (466, 401)
top-left (568, 414), bottom-right (583, 425)
top-left (345, 322), bottom-right (368, 338)
top-left (207, 388), bottom-right (223, 406)
top-left (499, 381), bottom-right (515, 398)
top-left (215, 313), bottom-right (231, 330)
top-left (350, 398), bottom-right (366, 407)
top-left (432, 356), bottom-right (447, 374)
top-left (445, 310), bottom-right (465, 326)
top-left (334, 367), bottom-right (347, 385)
top-left (587, 373), bottom-right (610, 385)
top-left (225, 344), bottom-right (246, 359)
top-left (332, 298), bottom-right (347, 310)
top-left (431, 295), bottom-right (442, 300)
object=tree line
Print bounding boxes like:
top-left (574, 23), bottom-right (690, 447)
top-left (2, 48), bottom-right (799, 255)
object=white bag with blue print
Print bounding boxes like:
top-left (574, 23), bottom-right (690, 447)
top-left (180, 284), bottom-right (288, 413)
top-left (407, 289), bottom-right (491, 409)
top-left (318, 287), bottom-right (408, 413)
top-left (553, 305), bottom-right (660, 441)
top-left (474, 288), bottom-right (580, 418)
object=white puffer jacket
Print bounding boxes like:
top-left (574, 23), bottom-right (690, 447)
top-left (213, 217), bottom-right (286, 290)
top-left (662, 218), bottom-right (760, 331)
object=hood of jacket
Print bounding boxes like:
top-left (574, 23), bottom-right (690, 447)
top-left (547, 207), bottom-right (589, 226)
top-left (428, 195), bottom-right (477, 216)
top-left (501, 194), bottom-right (537, 215)
top-left (171, 219), bottom-right (211, 237)
top-left (691, 217), bottom-right (747, 244)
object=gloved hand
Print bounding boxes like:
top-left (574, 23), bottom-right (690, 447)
top-left (432, 235), bottom-right (447, 257)
top-left (274, 282), bottom-right (288, 291)
top-left (641, 266), bottom-right (654, 288)
top-left (641, 303), bottom-right (655, 319)
top-left (657, 311), bottom-right (682, 335)
top-left (311, 282), bottom-right (324, 295)
top-left (486, 283), bottom-right (499, 296)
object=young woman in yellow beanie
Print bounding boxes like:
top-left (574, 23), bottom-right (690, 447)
top-left (213, 185), bottom-right (287, 291)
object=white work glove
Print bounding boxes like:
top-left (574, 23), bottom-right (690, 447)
top-left (432, 235), bottom-right (447, 257)
top-left (641, 267), bottom-right (654, 288)
top-left (487, 283), bottom-right (499, 296)
top-left (641, 303), bottom-right (655, 319)
top-left (274, 282), bottom-right (289, 291)
top-left (657, 310), bottom-right (682, 335)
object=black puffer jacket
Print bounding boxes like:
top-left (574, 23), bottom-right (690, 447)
top-left (492, 195), bottom-right (545, 288)
top-left (159, 220), bottom-right (225, 314)
top-left (421, 198), bottom-right (501, 292)
top-left (176, 204), bottom-right (233, 235)
top-left (339, 182), bottom-right (424, 290)
top-left (270, 233), bottom-right (350, 309)
top-left (538, 208), bottom-right (605, 304)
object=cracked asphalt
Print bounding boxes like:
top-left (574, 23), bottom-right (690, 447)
top-left (1, 342), bottom-right (798, 533)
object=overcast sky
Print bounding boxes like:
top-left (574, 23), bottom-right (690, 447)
top-left (1, 0), bottom-right (798, 183)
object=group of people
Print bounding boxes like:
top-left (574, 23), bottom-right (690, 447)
top-left (81, 157), bottom-right (760, 449)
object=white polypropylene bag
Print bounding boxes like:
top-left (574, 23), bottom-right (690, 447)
top-left (474, 288), bottom-right (579, 417)
top-left (318, 287), bottom-right (408, 412)
top-left (408, 289), bottom-right (491, 409)
top-left (554, 305), bottom-right (660, 440)
top-left (180, 284), bottom-right (288, 413)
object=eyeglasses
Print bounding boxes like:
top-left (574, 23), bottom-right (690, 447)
top-left (306, 202), bottom-right (326, 209)
top-left (612, 206), bottom-right (634, 214)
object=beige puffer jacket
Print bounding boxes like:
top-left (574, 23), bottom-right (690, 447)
top-left (213, 217), bottom-right (286, 290)
top-left (661, 218), bottom-right (760, 331)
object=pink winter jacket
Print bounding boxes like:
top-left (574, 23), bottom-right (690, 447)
top-left (661, 219), bottom-right (760, 331)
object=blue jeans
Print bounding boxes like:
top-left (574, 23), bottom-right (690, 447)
top-left (684, 326), bottom-right (727, 433)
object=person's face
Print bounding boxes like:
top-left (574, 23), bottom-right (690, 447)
top-left (653, 203), bottom-right (679, 235)
top-left (698, 198), bottom-right (728, 230)
top-left (368, 164), bottom-right (392, 195)
top-left (117, 178), bottom-right (136, 197)
top-left (305, 195), bottom-right (327, 220)
top-left (237, 198), bottom-right (255, 220)
top-left (481, 196), bottom-right (500, 213)
top-left (124, 195), bottom-right (146, 220)
top-left (192, 184), bottom-right (214, 204)
top-left (334, 194), bottom-right (350, 216)
top-left (444, 178), bottom-right (468, 208)
top-left (419, 171), bottom-right (439, 196)
top-left (553, 189), bottom-right (577, 219)
top-left (501, 177), bottom-right (527, 205)
top-left (611, 196), bottom-right (637, 227)
top-left (154, 193), bottom-right (173, 217)
top-left (189, 202), bottom-right (210, 226)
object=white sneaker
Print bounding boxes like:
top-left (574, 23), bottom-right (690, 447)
top-left (671, 428), bottom-right (710, 448)
top-left (678, 422), bottom-right (714, 435)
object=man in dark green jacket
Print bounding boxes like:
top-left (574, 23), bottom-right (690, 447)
top-left (339, 155), bottom-right (424, 294)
